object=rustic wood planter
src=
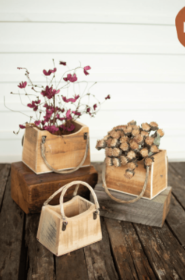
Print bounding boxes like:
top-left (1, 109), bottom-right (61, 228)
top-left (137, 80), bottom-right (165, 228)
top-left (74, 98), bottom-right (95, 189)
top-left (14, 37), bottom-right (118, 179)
top-left (105, 150), bottom-right (167, 200)
top-left (37, 181), bottom-right (102, 256)
top-left (22, 120), bottom-right (90, 174)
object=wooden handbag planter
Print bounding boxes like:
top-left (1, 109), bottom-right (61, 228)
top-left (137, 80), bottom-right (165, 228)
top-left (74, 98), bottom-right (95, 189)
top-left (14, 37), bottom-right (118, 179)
top-left (37, 181), bottom-right (102, 256)
top-left (22, 120), bottom-right (90, 174)
top-left (105, 150), bottom-right (167, 200)
top-left (11, 161), bottom-right (98, 214)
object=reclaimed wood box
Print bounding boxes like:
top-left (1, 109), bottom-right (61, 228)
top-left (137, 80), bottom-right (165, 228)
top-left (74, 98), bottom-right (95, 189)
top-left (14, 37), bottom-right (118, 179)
top-left (37, 181), bottom-right (102, 256)
top-left (22, 120), bottom-right (90, 174)
top-left (91, 184), bottom-right (172, 227)
top-left (11, 162), bottom-right (98, 214)
top-left (106, 150), bottom-right (167, 200)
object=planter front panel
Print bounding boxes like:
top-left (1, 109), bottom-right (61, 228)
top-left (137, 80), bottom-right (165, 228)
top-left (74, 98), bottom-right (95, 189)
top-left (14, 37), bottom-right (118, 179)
top-left (106, 150), bottom-right (167, 199)
top-left (22, 121), bottom-right (90, 174)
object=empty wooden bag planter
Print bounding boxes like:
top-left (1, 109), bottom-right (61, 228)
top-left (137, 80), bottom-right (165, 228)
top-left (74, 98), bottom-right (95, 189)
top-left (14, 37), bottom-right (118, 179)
top-left (37, 181), bottom-right (102, 256)
top-left (22, 120), bottom-right (90, 174)
top-left (105, 150), bottom-right (167, 200)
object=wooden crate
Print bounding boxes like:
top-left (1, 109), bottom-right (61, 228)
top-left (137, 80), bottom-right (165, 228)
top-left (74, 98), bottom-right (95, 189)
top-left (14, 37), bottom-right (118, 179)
top-left (37, 181), bottom-right (102, 256)
top-left (11, 161), bottom-right (98, 214)
top-left (106, 150), bottom-right (167, 199)
top-left (22, 120), bottom-right (90, 174)
top-left (91, 184), bottom-right (172, 227)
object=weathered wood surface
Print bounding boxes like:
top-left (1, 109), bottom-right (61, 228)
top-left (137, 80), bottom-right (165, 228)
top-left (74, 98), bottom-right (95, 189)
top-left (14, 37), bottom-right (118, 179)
top-left (11, 161), bottom-right (98, 214)
top-left (91, 184), bottom-right (171, 227)
top-left (0, 167), bottom-right (24, 280)
top-left (0, 164), bottom-right (10, 209)
top-left (105, 218), bottom-right (157, 280)
top-left (22, 120), bottom-right (90, 174)
top-left (0, 162), bottom-right (185, 279)
top-left (25, 214), bottom-right (55, 280)
top-left (84, 217), bottom-right (118, 280)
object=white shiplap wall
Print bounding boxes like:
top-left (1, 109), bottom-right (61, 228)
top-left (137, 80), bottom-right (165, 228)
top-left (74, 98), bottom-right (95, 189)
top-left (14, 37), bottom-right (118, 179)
top-left (0, 0), bottom-right (185, 162)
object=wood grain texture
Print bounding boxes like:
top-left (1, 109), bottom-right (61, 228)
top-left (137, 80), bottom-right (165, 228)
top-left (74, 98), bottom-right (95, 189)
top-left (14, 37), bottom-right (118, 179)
top-left (37, 196), bottom-right (102, 256)
top-left (84, 217), bottom-right (118, 280)
top-left (22, 120), bottom-right (90, 174)
top-left (168, 163), bottom-right (185, 209)
top-left (0, 164), bottom-right (10, 208)
top-left (134, 223), bottom-right (185, 280)
top-left (56, 248), bottom-right (88, 280)
top-left (105, 218), bottom-right (156, 280)
top-left (91, 184), bottom-right (171, 227)
top-left (170, 162), bottom-right (185, 181)
top-left (11, 161), bottom-right (98, 213)
top-left (105, 150), bottom-right (167, 199)
top-left (25, 214), bottom-right (55, 280)
top-left (0, 175), bottom-right (24, 280)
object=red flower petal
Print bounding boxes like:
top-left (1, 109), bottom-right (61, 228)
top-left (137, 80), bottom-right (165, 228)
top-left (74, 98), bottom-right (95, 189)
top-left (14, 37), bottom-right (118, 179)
top-left (84, 66), bottom-right (91, 75)
top-left (18, 81), bottom-right (27, 89)
top-left (43, 69), bottom-right (52, 76)
top-left (34, 120), bottom-right (41, 126)
top-left (67, 123), bottom-right (75, 132)
top-left (66, 109), bottom-right (72, 120)
top-left (19, 124), bottom-right (26, 129)
top-left (93, 104), bottom-right (97, 110)
top-left (72, 111), bottom-right (81, 116)
top-left (59, 61), bottom-right (66, 66)
top-left (105, 95), bottom-right (111, 100)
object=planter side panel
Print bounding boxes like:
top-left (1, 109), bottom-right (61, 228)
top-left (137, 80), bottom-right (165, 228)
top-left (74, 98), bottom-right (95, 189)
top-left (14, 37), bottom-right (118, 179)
top-left (22, 127), bottom-right (38, 172)
top-left (152, 150), bottom-right (168, 197)
top-left (36, 126), bottom-right (90, 174)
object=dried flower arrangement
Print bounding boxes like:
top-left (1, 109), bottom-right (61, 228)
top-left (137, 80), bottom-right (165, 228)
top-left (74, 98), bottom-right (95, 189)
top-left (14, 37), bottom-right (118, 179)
top-left (96, 121), bottom-right (164, 179)
top-left (5, 60), bottom-right (110, 135)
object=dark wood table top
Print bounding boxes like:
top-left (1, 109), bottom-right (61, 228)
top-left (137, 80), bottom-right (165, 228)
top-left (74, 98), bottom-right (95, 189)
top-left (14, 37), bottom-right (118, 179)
top-left (0, 162), bottom-right (185, 280)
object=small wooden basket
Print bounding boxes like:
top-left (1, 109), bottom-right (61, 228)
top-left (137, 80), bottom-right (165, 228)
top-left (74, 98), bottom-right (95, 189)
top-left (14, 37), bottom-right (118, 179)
top-left (105, 150), bottom-right (167, 200)
top-left (37, 181), bottom-right (102, 256)
top-left (22, 120), bottom-right (90, 174)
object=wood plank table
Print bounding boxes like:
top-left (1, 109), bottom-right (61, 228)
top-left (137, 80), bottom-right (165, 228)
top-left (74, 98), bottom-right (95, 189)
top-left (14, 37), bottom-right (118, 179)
top-left (0, 162), bottom-right (185, 280)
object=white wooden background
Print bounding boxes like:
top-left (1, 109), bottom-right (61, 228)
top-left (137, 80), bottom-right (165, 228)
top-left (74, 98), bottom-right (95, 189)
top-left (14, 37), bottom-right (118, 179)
top-left (0, 0), bottom-right (185, 162)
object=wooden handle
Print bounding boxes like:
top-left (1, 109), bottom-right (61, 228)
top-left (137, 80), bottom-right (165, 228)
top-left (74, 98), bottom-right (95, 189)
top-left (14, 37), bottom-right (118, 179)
top-left (59, 181), bottom-right (100, 221)
top-left (43, 180), bottom-right (100, 221)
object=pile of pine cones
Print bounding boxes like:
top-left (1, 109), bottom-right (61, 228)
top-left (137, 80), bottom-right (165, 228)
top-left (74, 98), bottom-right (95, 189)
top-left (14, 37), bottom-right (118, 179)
top-left (96, 120), bottom-right (164, 179)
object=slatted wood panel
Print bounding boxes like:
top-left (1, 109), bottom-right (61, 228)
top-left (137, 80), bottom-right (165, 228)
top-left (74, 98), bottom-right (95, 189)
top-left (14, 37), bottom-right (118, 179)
top-left (0, 0), bottom-right (185, 162)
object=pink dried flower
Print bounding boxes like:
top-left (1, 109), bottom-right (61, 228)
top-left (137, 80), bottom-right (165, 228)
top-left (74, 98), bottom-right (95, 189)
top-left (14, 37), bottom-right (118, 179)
top-left (27, 101), bottom-right (38, 111)
top-left (62, 95), bottom-right (79, 103)
top-left (63, 73), bottom-right (77, 83)
top-left (93, 104), bottom-right (97, 110)
top-left (43, 68), bottom-right (57, 76)
top-left (34, 120), bottom-right (41, 126)
top-left (72, 111), bottom-right (81, 116)
top-left (60, 124), bottom-right (67, 131)
top-left (59, 61), bottom-right (66, 66)
top-left (41, 86), bottom-right (60, 99)
top-left (18, 81), bottom-right (27, 89)
top-left (67, 123), bottom-right (75, 132)
top-left (84, 66), bottom-right (91, 75)
top-left (19, 124), bottom-right (26, 129)
top-left (43, 125), bottom-right (59, 133)
top-left (105, 95), bottom-right (110, 100)
top-left (66, 109), bottom-right (72, 120)
top-left (86, 107), bottom-right (91, 113)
